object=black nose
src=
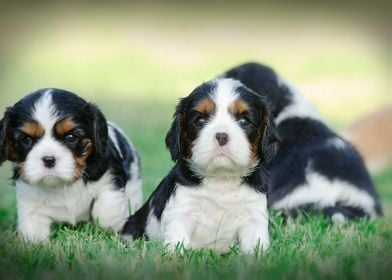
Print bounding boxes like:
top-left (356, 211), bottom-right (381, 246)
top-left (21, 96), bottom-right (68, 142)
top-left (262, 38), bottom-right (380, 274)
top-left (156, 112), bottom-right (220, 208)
top-left (215, 132), bottom-right (229, 146)
top-left (42, 156), bottom-right (56, 168)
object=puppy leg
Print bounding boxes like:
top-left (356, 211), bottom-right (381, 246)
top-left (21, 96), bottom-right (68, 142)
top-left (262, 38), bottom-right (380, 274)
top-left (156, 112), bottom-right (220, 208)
top-left (162, 216), bottom-right (193, 252)
top-left (91, 189), bottom-right (129, 232)
top-left (18, 211), bottom-right (52, 243)
top-left (125, 176), bottom-right (143, 214)
top-left (238, 211), bottom-right (270, 254)
top-left (323, 205), bottom-right (369, 223)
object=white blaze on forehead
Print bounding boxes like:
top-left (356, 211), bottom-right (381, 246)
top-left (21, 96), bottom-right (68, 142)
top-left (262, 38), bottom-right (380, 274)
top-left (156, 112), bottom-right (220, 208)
top-left (210, 78), bottom-right (242, 114)
top-left (32, 89), bottom-right (59, 133)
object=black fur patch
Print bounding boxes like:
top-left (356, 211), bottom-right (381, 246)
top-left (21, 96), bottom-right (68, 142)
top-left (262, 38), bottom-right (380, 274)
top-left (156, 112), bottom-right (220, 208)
top-left (223, 62), bottom-right (382, 219)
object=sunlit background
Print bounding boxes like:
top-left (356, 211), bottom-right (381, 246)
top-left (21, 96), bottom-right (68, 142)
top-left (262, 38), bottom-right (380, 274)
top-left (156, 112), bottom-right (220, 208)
top-left (0, 1), bottom-right (390, 211)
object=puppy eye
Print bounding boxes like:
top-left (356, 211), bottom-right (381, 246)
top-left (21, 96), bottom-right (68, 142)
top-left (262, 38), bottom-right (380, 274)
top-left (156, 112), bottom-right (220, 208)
top-left (21, 136), bottom-right (33, 147)
top-left (194, 117), bottom-right (208, 128)
top-left (65, 133), bottom-right (78, 143)
top-left (237, 117), bottom-right (250, 127)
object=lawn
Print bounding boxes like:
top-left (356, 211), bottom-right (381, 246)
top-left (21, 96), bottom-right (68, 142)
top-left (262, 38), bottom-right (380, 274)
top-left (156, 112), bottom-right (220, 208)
top-left (0, 2), bottom-right (391, 279)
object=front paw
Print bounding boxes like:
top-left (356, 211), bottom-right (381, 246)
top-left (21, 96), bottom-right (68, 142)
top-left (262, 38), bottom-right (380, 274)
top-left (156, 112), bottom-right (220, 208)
top-left (239, 235), bottom-right (270, 254)
top-left (18, 229), bottom-right (50, 243)
top-left (17, 216), bottom-right (51, 243)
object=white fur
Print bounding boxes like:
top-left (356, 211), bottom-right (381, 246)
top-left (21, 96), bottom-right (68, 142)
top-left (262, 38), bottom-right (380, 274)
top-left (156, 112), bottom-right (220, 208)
top-left (275, 77), bottom-right (320, 125)
top-left (272, 165), bottom-right (377, 219)
top-left (108, 123), bottom-right (123, 158)
top-left (331, 213), bottom-right (346, 224)
top-left (326, 137), bottom-right (347, 150)
top-left (23, 136), bottom-right (76, 186)
top-left (16, 172), bottom-right (131, 242)
top-left (108, 122), bottom-right (143, 213)
top-left (125, 160), bottom-right (143, 214)
top-left (32, 89), bottom-right (59, 132)
top-left (190, 79), bottom-right (256, 178)
top-left (145, 211), bottom-right (162, 240)
top-left (146, 177), bottom-right (269, 254)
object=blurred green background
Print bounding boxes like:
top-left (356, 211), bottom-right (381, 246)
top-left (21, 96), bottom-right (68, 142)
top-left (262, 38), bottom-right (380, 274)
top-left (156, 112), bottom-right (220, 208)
top-left (0, 1), bottom-right (390, 221)
top-left (0, 2), bottom-right (391, 278)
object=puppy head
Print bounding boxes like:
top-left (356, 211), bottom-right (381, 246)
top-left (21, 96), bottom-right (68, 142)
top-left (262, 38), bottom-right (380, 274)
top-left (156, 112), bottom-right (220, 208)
top-left (166, 78), bottom-right (279, 178)
top-left (0, 88), bottom-right (108, 186)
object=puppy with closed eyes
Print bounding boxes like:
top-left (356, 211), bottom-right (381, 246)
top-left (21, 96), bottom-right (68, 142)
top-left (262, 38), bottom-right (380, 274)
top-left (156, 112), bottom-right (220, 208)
top-left (223, 62), bottom-right (382, 221)
top-left (122, 78), bottom-right (279, 253)
top-left (0, 88), bottom-right (142, 242)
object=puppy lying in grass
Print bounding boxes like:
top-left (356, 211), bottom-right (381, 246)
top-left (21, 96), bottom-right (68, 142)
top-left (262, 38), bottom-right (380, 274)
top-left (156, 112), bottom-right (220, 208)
top-left (0, 88), bottom-right (142, 242)
top-left (122, 78), bottom-right (279, 253)
top-left (223, 62), bottom-right (382, 221)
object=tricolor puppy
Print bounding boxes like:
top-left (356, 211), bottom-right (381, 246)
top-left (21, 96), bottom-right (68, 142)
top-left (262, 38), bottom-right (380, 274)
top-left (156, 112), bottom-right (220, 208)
top-left (122, 78), bottom-right (279, 253)
top-left (223, 62), bottom-right (382, 221)
top-left (0, 88), bottom-right (142, 242)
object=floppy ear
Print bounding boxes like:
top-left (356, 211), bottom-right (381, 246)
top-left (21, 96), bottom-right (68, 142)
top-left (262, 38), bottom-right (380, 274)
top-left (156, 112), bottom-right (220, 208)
top-left (165, 98), bottom-right (187, 161)
top-left (85, 103), bottom-right (108, 156)
top-left (82, 103), bottom-right (109, 182)
top-left (261, 117), bottom-right (280, 162)
top-left (165, 116), bottom-right (181, 161)
top-left (0, 109), bottom-right (11, 164)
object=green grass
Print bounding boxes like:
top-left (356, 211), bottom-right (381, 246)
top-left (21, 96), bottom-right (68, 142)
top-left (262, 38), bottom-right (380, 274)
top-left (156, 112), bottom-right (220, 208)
top-left (0, 110), bottom-right (391, 279)
top-left (0, 2), bottom-right (391, 279)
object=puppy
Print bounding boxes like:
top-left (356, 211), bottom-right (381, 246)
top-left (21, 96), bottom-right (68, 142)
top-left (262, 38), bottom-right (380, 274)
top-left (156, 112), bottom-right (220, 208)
top-left (122, 78), bottom-right (279, 253)
top-left (0, 88), bottom-right (142, 242)
top-left (223, 62), bottom-right (382, 221)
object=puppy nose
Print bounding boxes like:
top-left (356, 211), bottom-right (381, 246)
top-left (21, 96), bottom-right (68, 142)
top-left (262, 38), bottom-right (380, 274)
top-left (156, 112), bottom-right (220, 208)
top-left (42, 156), bottom-right (56, 168)
top-left (215, 132), bottom-right (229, 146)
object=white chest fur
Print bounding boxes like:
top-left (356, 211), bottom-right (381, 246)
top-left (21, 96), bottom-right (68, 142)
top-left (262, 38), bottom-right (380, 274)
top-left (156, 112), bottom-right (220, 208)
top-left (16, 172), bottom-right (113, 225)
top-left (154, 178), bottom-right (269, 253)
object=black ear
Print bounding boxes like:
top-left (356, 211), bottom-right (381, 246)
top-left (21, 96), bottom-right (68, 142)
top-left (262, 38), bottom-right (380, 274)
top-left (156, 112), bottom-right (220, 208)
top-left (0, 109), bottom-right (11, 164)
top-left (165, 98), bottom-right (187, 161)
top-left (261, 118), bottom-right (280, 162)
top-left (165, 116), bottom-right (181, 161)
top-left (85, 103), bottom-right (108, 156)
top-left (82, 103), bottom-right (109, 182)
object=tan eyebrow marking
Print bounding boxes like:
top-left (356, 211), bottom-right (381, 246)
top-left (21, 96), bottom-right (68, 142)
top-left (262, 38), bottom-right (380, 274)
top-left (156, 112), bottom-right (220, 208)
top-left (20, 121), bottom-right (45, 138)
top-left (55, 118), bottom-right (77, 136)
top-left (194, 97), bottom-right (216, 115)
top-left (229, 99), bottom-right (249, 115)
top-left (72, 139), bottom-right (94, 180)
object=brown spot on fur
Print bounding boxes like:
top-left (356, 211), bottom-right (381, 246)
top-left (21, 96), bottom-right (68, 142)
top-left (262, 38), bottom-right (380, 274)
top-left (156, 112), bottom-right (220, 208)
top-left (20, 121), bottom-right (44, 138)
top-left (72, 139), bottom-right (93, 180)
top-left (250, 117), bottom-right (270, 161)
top-left (194, 98), bottom-right (215, 115)
top-left (16, 161), bottom-right (24, 172)
top-left (15, 162), bottom-right (28, 182)
top-left (229, 99), bottom-right (249, 116)
top-left (55, 118), bottom-right (77, 136)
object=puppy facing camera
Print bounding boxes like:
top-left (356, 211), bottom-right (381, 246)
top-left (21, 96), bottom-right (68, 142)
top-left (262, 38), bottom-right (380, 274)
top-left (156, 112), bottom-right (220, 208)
top-left (0, 88), bottom-right (143, 242)
top-left (122, 78), bottom-right (279, 254)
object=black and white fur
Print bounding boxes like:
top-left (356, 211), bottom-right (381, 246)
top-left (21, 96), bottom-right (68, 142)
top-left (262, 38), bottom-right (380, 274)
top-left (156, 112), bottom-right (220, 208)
top-left (223, 62), bottom-right (382, 221)
top-left (122, 78), bottom-right (279, 253)
top-left (0, 88), bottom-right (142, 242)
